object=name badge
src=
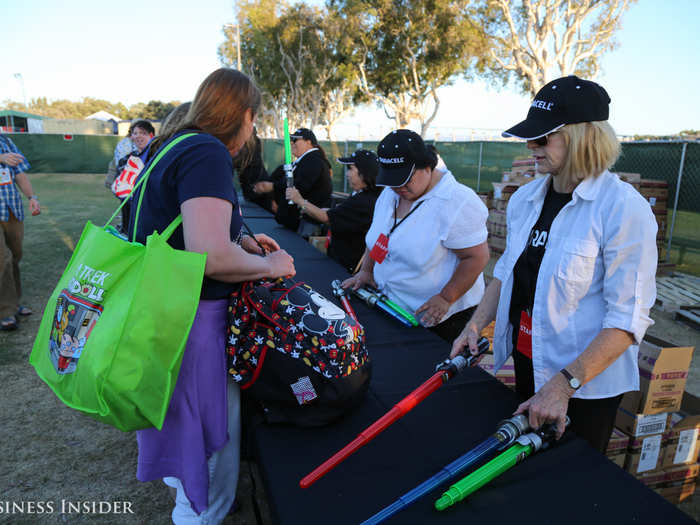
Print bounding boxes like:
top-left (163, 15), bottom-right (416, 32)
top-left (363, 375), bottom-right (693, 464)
top-left (516, 310), bottom-right (532, 358)
top-left (0, 167), bottom-right (11, 186)
top-left (369, 233), bottom-right (389, 264)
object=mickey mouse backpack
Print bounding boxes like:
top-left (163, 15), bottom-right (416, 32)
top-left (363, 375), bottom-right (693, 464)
top-left (227, 278), bottom-right (371, 427)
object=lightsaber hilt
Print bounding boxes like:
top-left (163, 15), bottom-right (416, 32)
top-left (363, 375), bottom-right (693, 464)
top-left (434, 417), bottom-right (569, 511)
top-left (351, 287), bottom-right (412, 327)
top-left (365, 285), bottom-right (418, 326)
top-left (435, 336), bottom-right (490, 376)
top-left (331, 279), bottom-right (359, 323)
top-left (284, 163), bottom-right (294, 205)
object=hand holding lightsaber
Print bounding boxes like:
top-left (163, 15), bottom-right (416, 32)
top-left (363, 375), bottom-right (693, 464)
top-left (331, 279), bottom-right (359, 323)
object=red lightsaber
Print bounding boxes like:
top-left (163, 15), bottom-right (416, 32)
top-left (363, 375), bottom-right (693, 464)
top-left (300, 336), bottom-right (490, 488)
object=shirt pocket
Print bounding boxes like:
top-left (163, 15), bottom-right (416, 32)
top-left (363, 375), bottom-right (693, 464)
top-left (556, 239), bottom-right (599, 305)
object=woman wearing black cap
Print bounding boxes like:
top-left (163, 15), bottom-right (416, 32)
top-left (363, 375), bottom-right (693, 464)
top-left (343, 130), bottom-right (490, 343)
top-left (255, 127), bottom-right (332, 235)
top-left (450, 75), bottom-right (658, 452)
top-left (286, 149), bottom-right (382, 272)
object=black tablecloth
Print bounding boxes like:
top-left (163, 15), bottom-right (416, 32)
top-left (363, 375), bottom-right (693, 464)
top-left (239, 199), bottom-right (694, 525)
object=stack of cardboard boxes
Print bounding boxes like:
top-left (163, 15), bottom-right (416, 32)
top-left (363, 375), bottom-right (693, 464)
top-left (486, 158), bottom-right (539, 256)
top-left (607, 335), bottom-right (697, 504)
top-left (473, 321), bottom-right (516, 390)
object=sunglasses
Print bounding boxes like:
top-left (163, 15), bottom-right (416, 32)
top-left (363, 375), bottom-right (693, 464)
top-left (290, 138), bottom-right (298, 143)
top-left (532, 135), bottom-right (549, 146)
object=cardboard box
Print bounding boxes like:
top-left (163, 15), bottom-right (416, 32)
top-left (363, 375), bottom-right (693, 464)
top-left (606, 428), bottom-right (630, 468)
top-left (662, 393), bottom-right (700, 468)
top-left (654, 480), bottom-right (696, 504)
top-left (491, 182), bottom-right (519, 200)
top-left (624, 432), bottom-right (666, 474)
top-left (637, 462), bottom-right (699, 487)
top-left (640, 463), bottom-right (699, 503)
top-left (620, 335), bottom-right (694, 415)
top-left (615, 408), bottom-right (671, 437)
top-left (616, 172), bottom-right (642, 184)
top-left (478, 354), bottom-right (515, 389)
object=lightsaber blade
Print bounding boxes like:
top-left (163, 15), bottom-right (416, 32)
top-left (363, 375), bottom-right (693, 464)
top-left (300, 338), bottom-right (492, 489)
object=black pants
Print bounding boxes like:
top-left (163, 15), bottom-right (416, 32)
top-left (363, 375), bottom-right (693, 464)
top-left (513, 349), bottom-right (622, 453)
top-left (429, 306), bottom-right (476, 344)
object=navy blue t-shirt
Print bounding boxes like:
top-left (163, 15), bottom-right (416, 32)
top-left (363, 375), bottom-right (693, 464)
top-left (128, 131), bottom-right (243, 299)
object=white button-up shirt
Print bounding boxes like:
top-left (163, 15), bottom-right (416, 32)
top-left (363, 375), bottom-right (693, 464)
top-left (493, 170), bottom-right (657, 399)
top-left (366, 170), bottom-right (488, 321)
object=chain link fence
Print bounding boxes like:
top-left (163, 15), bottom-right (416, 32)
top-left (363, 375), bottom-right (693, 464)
top-left (261, 139), bottom-right (699, 274)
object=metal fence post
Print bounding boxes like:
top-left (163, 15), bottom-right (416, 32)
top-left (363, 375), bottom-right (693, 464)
top-left (476, 142), bottom-right (483, 192)
top-left (666, 141), bottom-right (688, 262)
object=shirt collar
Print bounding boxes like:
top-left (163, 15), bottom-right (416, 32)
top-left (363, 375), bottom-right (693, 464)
top-left (293, 147), bottom-right (318, 164)
top-left (526, 170), bottom-right (609, 202)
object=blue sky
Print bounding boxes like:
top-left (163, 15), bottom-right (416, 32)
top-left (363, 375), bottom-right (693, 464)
top-left (1, 0), bottom-right (698, 137)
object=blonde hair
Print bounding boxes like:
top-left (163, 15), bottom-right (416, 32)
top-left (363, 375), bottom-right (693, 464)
top-left (150, 68), bottom-right (260, 154)
top-left (558, 121), bottom-right (620, 186)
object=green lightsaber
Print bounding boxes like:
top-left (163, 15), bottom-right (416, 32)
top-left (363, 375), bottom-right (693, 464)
top-left (283, 118), bottom-right (292, 164)
top-left (283, 118), bottom-right (293, 204)
top-left (435, 418), bottom-right (569, 511)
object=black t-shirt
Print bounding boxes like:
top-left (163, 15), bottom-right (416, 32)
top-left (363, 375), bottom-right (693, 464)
top-left (234, 135), bottom-right (269, 206)
top-left (128, 131), bottom-right (243, 300)
top-left (327, 188), bottom-right (381, 272)
top-left (509, 182), bottom-right (572, 352)
top-left (274, 149), bottom-right (332, 231)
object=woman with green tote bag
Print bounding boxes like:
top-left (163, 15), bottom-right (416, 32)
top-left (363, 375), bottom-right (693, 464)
top-left (131, 69), bottom-right (296, 524)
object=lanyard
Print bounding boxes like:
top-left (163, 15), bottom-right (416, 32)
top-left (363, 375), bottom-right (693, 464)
top-left (390, 200), bottom-right (424, 237)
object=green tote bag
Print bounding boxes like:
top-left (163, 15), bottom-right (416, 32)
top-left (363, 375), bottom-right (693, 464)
top-left (30, 133), bottom-right (206, 431)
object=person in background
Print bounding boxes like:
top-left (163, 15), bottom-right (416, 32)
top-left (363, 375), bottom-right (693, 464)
top-left (130, 68), bottom-right (295, 524)
top-left (233, 127), bottom-right (272, 210)
top-left (106, 133), bottom-right (137, 190)
top-left (113, 120), bottom-right (155, 232)
top-left (450, 76), bottom-right (657, 453)
top-left (159, 103), bottom-right (191, 140)
top-left (0, 134), bottom-right (40, 331)
top-left (286, 149), bottom-right (381, 273)
top-left (253, 127), bottom-right (332, 237)
top-left (343, 130), bottom-right (489, 343)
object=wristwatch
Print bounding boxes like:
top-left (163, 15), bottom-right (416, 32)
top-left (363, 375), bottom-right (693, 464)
top-left (560, 368), bottom-right (581, 390)
top-left (29, 195), bottom-right (38, 201)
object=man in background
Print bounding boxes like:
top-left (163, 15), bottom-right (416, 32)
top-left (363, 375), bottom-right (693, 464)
top-left (0, 134), bottom-right (40, 331)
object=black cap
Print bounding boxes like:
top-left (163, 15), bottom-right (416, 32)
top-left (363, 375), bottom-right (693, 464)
top-left (337, 150), bottom-right (378, 180)
top-left (376, 130), bottom-right (430, 187)
top-left (502, 75), bottom-right (611, 140)
top-left (290, 127), bottom-right (317, 143)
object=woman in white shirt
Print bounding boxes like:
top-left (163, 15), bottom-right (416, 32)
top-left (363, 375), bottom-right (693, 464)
top-left (343, 129), bottom-right (490, 343)
top-left (451, 76), bottom-right (657, 452)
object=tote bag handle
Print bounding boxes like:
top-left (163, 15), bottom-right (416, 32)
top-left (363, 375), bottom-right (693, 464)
top-left (104, 132), bottom-right (199, 242)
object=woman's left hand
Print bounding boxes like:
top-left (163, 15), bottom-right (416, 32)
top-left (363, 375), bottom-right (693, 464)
top-left (241, 233), bottom-right (280, 255)
top-left (415, 294), bottom-right (450, 327)
top-left (285, 187), bottom-right (303, 206)
top-left (514, 374), bottom-right (573, 439)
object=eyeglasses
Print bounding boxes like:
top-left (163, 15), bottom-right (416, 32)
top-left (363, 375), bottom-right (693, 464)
top-left (290, 138), bottom-right (298, 143)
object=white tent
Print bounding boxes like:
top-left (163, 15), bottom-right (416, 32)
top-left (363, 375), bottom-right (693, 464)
top-left (85, 110), bottom-right (120, 122)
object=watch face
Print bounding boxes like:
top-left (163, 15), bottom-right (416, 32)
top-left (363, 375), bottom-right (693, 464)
top-left (570, 377), bottom-right (581, 389)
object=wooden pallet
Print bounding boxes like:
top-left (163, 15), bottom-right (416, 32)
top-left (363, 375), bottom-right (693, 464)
top-left (655, 273), bottom-right (700, 311)
top-left (675, 307), bottom-right (700, 331)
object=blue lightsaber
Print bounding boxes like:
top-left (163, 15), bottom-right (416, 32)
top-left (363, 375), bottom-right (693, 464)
top-left (359, 414), bottom-right (530, 525)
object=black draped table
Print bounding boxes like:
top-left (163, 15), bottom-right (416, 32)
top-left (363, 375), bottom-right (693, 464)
top-left (238, 198), bottom-right (694, 525)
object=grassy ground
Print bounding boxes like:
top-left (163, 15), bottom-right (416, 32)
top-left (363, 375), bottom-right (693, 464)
top-left (0, 174), bottom-right (268, 525)
top-left (1, 173), bottom-right (698, 523)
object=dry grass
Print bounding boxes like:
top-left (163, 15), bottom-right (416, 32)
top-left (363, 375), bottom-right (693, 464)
top-left (0, 174), bottom-right (267, 524)
top-left (1, 173), bottom-right (698, 523)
